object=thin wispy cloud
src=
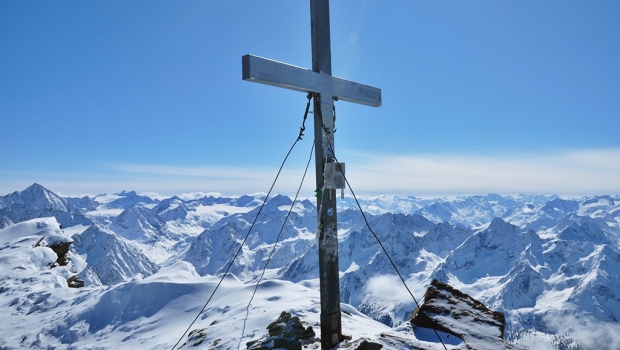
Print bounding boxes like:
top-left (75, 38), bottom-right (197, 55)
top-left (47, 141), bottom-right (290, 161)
top-left (346, 148), bottom-right (620, 196)
top-left (1, 149), bottom-right (618, 197)
top-left (104, 163), bottom-right (276, 180)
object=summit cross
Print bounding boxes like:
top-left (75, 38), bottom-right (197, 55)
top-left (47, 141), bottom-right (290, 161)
top-left (242, 1), bottom-right (381, 348)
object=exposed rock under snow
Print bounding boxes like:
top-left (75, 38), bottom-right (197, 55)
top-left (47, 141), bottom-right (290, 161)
top-left (410, 279), bottom-right (523, 350)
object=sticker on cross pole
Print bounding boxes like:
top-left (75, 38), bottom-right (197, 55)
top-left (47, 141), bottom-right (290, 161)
top-left (325, 145), bottom-right (334, 157)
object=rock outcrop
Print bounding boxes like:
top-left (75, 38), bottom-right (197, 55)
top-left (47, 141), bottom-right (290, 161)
top-left (246, 311), bottom-right (316, 350)
top-left (49, 240), bottom-right (72, 266)
top-left (67, 275), bottom-right (85, 288)
top-left (410, 279), bottom-right (521, 349)
top-left (355, 340), bottom-right (383, 350)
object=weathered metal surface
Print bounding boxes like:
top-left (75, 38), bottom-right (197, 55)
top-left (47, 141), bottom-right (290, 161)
top-left (242, 55), bottom-right (381, 107)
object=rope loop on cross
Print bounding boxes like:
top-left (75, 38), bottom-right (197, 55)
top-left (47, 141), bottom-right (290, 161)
top-left (297, 93), bottom-right (313, 141)
top-left (332, 97), bottom-right (337, 133)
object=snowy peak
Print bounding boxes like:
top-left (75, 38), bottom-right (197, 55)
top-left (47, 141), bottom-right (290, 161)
top-left (267, 193), bottom-right (293, 207)
top-left (488, 217), bottom-right (517, 233)
top-left (71, 222), bottom-right (158, 285)
top-left (570, 244), bottom-right (620, 321)
top-left (0, 183), bottom-right (67, 213)
top-left (370, 212), bottom-right (432, 237)
top-left (0, 183), bottom-right (92, 229)
top-left (184, 221), bottom-right (245, 276)
top-left (558, 217), bottom-right (608, 245)
top-left (494, 261), bottom-right (545, 309)
top-left (541, 198), bottom-right (579, 219)
top-left (112, 206), bottom-right (165, 240)
top-left (479, 217), bottom-right (539, 254)
top-left (416, 201), bottom-right (454, 224)
top-left (412, 195), bottom-right (522, 228)
top-left (66, 195), bottom-right (99, 211)
top-left (153, 196), bottom-right (192, 221)
top-left (106, 191), bottom-right (158, 208)
top-left (437, 217), bottom-right (543, 285)
top-left (233, 193), bottom-right (265, 207)
top-left (582, 195), bottom-right (615, 208)
top-left (27, 183), bottom-right (67, 209)
top-left (418, 222), bottom-right (472, 257)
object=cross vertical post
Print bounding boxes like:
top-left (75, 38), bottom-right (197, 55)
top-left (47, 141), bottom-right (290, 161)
top-left (241, 0), bottom-right (381, 348)
top-left (310, 1), bottom-right (342, 348)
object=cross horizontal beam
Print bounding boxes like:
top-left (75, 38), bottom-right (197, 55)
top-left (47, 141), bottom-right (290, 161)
top-left (242, 54), bottom-right (381, 107)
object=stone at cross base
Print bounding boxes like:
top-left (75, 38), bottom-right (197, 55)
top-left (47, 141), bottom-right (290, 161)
top-left (246, 311), bottom-right (383, 350)
top-left (246, 311), bottom-right (317, 350)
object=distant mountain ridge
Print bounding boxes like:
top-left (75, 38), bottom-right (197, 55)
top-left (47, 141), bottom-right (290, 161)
top-left (1, 184), bottom-right (620, 349)
top-left (0, 183), bottom-right (92, 228)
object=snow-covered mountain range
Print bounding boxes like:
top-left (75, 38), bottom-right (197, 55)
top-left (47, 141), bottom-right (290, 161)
top-left (1, 183), bottom-right (619, 349)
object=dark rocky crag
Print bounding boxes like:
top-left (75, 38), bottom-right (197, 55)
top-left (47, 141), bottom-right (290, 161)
top-left (410, 279), bottom-right (521, 349)
top-left (246, 311), bottom-right (316, 350)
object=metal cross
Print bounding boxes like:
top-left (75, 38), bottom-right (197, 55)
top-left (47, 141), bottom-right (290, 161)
top-left (242, 1), bottom-right (381, 348)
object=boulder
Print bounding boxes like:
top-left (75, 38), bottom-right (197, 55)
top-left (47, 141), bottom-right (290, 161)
top-left (247, 311), bottom-right (316, 350)
top-left (49, 241), bottom-right (72, 266)
top-left (355, 340), bottom-right (383, 350)
top-left (410, 279), bottom-right (521, 349)
top-left (186, 328), bottom-right (207, 346)
top-left (67, 275), bottom-right (84, 288)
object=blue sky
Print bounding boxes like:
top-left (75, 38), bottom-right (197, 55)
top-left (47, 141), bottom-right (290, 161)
top-left (1, 1), bottom-right (619, 197)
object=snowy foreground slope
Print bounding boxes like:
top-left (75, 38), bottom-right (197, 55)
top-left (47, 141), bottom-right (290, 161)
top-left (1, 184), bottom-right (620, 349)
top-left (0, 217), bottom-right (464, 349)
